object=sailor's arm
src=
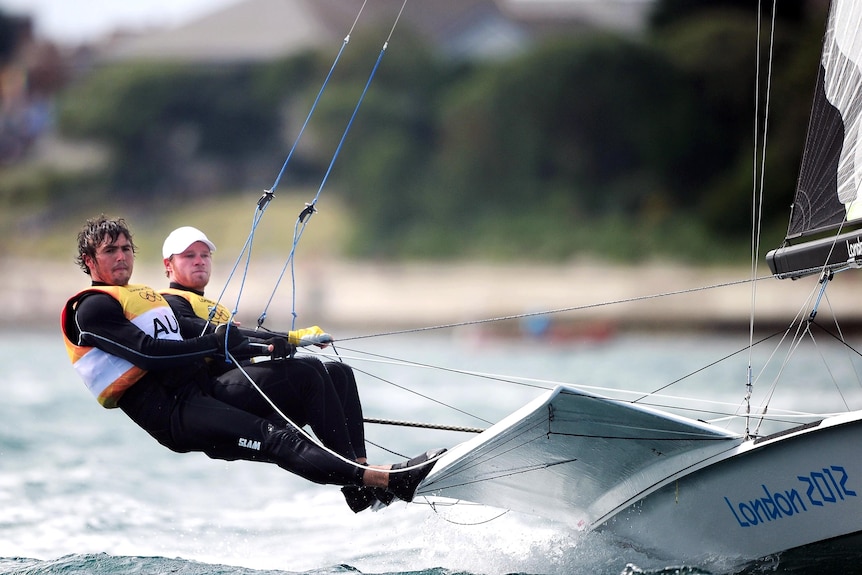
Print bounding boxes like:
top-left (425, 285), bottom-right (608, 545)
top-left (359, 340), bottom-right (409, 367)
top-left (73, 293), bottom-right (242, 370)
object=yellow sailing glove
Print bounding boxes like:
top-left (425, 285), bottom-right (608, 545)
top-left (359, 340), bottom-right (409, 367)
top-left (287, 325), bottom-right (333, 347)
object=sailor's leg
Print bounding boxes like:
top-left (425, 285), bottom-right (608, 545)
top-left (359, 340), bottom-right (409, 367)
top-left (324, 360), bottom-right (367, 461)
top-left (209, 361), bottom-right (357, 461)
top-left (176, 388), bottom-right (363, 486)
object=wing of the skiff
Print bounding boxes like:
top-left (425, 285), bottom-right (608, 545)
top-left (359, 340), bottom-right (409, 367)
top-left (417, 385), bottom-right (743, 529)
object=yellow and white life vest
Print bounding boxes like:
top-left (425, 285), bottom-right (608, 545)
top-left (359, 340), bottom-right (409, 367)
top-left (61, 284), bottom-right (183, 408)
top-left (160, 287), bottom-right (232, 324)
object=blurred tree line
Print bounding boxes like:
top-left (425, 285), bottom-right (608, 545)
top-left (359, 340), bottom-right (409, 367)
top-left (51, 0), bottom-right (825, 262)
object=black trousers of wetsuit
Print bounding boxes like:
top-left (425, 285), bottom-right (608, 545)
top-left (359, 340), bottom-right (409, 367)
top-left (290, 357), bottom-right (367, 461)
top-left (203, 357), bottom-right (360, 461)
top-left (324, 360), bottom-right (366, 460)
top-left (118, 372), bottom-right (363, 487)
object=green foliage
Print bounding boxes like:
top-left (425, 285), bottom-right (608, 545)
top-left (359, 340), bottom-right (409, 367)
top-left (43, 4), bottom-right (828, 264)
top-left (0, 164), bottom-right (104, 209)
top-left (57, 62), bottom-right (285, 195)
top-left (308, 29), bottom-right (443, 240)
top-left (328, 29), bottom-right (754, 260)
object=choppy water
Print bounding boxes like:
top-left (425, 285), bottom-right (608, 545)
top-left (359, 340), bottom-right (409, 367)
top-left (2, 328), bottom-right (861, 575)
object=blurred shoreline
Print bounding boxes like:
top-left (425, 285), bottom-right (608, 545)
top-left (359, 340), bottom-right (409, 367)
top-left (12, 258), bottom-right (862, 337)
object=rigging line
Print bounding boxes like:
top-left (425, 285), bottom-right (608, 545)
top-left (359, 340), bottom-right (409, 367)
top-left (629, 331), bottom-right (782, 404)
top-left (313, 345), bottom-right (830, 423)
top-left (551, 431), bottom-right (733, 441)
top-left (807, 323), bottom-right (852, 411)
top-left (751, 276), bottom-right (820, 381)
top-left (748, 271), bottom-right (848, 434)
top-left (224, 350), bottom-right (441, 475)
top-left (207, 195), bottom-right (273, 341)
top-left (364, 438), bottom-right (407, 460)
top-left (430, 424), bottom-right (561, 480)
top-left (758, 322), bottom-right (807, 412)
top-left (363, 417), bottom-right (485, 434)
top-left (226, 350), bottom-right (364, 470)
top-left (749, 0), bottom-right (763, 363)
top-left (752, 318), bottom-right (814, 436)
top-left (803, 316), bottom-right (862, 409)
top-left (821, 293), bottom-right (862, 389)
top-left (206, 203), bottom-right (274, 358)
top-left (319, 342), bottom-right (555, 426)
top-left (344, 360), bottom-right (496, 425)
top-left (269, 0), bottom-right (368, 193)
top-left (256, 202), bottom-right (312, 329)
top-left (307, 345), bottom-right (810, 416)
top-left (708, 413), bottom-right (828, 427)
top-left (258, 2), bottom-right (409, 329)
top-left (745, 0), bottom-right (778, 440)
top-left (422, 499), bottom-right (501, 508)
top-left (331, 344), bottom-right (549, 391)
top-left (303, 346), bottom-right (814, 435)
top-left (427, 503), bottom-right (511, 527)
top-left (386, 0), bottom-right (409, 44)
top-left (815, 320), bottom-right (862, 360)
top-left (641, 396), bottom-right (823, 418)
top-left (338, 274), bottom-right (772, 341)
top-left (230, 205), bottom-right (267, 320)
top-left (219, 1), bottom-right (370, 327)
top-left (430, 459), bottom-right (579, 492)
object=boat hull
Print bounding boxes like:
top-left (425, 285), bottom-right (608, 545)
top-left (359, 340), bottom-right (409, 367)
top-left (600, 413), bottom-right (862, 568)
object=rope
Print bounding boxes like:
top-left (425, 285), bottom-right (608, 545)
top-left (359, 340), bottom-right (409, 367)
top-left (745, 0), bottom-right (774, 438)
top-left (225, 350), bottom-right (441, 475)
top-left (269, 1), bottom-right (367, 194)
top-left (364, 417), bottom-right (485, 434)
top-left (208, 0), bottom-right (373, 330)
top-left (630, 331), bottom-right (782, 404)
top-left (427, 501), bottom-right (511, 526)
top-left (338, 273), bottom-right (773, 341)
top-left (257, 0), bottom-right (409, 331)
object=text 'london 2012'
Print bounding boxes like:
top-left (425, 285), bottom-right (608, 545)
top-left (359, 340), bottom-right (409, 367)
top-left (725, 465), bottom-right (856, 528)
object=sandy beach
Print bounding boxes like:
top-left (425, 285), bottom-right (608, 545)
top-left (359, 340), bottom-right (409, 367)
top-left (11, 257), bottom-right (862, 335)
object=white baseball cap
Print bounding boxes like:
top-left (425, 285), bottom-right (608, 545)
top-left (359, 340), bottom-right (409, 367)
top-left (162, 226), bottom-right (217, 259)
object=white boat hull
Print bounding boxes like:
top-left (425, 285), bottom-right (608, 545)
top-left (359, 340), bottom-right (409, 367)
top-left (418, 385), bottom-right (862, 569)
top-left (603, 412), bottom-right (862, 567)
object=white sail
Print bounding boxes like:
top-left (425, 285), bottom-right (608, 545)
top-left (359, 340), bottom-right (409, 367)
top-left (825, 0), bottom-right (862, 218)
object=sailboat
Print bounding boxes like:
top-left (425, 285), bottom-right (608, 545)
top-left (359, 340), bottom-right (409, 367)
top-left (406, 0), bottom-right (862, 570)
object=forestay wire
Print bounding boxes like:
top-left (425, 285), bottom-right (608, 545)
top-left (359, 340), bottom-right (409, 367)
top-left (743, 0), bottom-right (778, 439)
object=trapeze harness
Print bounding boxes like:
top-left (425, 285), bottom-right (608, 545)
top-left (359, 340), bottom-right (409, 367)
top-left (161, 286), bottom-right (232, 325)
top-left (61, 284), bottom-right (183, 408)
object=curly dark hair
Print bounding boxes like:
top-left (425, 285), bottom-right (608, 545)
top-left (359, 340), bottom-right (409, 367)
top-left (75, 214), bottom-right (137, 275)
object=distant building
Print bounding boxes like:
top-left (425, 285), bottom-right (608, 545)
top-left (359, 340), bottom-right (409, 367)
top-left (99, 0), bottom-right (653, 64)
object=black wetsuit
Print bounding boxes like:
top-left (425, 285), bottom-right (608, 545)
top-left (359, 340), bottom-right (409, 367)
top-left (66, 285), bottom-right (364, 486)
top-left (163, 283), bottom-right (368, 460)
